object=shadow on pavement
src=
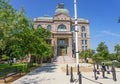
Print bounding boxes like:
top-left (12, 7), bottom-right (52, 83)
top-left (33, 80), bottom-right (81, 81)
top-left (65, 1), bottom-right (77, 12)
top-left (27, 63), bottom-right (58, 75)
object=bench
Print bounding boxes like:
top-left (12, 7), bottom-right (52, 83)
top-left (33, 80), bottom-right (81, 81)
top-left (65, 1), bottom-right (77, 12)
top-left (0, 66), bottom-right (21, 83)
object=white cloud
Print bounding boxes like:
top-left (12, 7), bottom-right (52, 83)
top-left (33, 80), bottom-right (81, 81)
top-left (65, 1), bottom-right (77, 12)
top-left (102, 30), bottom-right (120, 37)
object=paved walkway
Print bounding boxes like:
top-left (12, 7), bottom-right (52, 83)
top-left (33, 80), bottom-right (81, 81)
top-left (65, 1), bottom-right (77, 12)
top-left (12, 63), bottom-right (120, 84)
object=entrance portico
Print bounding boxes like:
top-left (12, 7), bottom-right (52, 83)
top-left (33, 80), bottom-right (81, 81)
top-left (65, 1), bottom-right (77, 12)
top-left (53, 32), bottom-right (72, 57)
top-left (57, 38), bottom-right (68, 56)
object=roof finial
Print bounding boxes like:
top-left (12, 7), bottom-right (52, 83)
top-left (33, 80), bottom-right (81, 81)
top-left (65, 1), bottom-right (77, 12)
top-left (57, 3), bottom-right (64, 9)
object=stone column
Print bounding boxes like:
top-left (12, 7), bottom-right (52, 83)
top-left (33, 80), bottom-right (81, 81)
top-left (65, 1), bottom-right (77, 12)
top-left (54, 37), bottom-right (57, 57)
top-left (68, 37), bottom-right (72, 57)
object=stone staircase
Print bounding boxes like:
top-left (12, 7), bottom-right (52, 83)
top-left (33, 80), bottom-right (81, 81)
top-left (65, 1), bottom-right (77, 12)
top-left (53, 56), bottom-right (76, 63)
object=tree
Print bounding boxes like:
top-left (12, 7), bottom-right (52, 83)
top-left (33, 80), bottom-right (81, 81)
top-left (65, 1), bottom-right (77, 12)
top-left (114, 44), bottom-right (120, 60)
top-left (33, 28), bottom-right (52, 64)
top-left (108, 53), bottom-right (116, 61)
top-left (79, 49), bottom-right (95, 62)
top-left (0, 0), bottom-right (53, 65)
top-left (96, 42), bottom-right (109, 62)
top-left (0, 0), bottom-right (22, 64)
top-left (0, 0), bottom-right (16, 49)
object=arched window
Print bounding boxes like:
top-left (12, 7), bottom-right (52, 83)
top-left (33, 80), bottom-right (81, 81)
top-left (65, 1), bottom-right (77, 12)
top-left (81, 26), bottom-right (85, 32)
top-left (71, 25), bottom-right (75, 31)
top-left (57, 24), bottom-right (67, 31)
top-left (47, 25), bottom-right (52, 30)
top-left (37, 25), bottom-right (42, 28)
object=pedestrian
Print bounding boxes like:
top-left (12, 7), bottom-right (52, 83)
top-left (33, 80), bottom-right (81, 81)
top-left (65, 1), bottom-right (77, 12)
top-left (102, 63), bottom-right (106, 71)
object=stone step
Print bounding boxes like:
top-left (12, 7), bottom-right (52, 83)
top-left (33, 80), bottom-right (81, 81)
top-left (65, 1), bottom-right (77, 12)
top-left (56, 56), bottom-right (76, 63)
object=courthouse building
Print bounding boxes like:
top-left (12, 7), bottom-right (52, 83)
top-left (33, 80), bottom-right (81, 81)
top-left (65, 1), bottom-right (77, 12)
top-left (34, 3), bottom-right (90, 59)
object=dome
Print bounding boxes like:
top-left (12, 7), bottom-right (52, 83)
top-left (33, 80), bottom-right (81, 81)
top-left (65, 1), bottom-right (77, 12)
top-left (54, 3), bottom-right (69, 16)
top-left (55, 8), bottom-right (69, 15)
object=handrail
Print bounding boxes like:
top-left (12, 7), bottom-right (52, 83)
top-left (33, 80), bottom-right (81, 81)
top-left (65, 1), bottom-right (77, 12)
top-left (82, 75), bottom-right (103, 84)
top-left (74, 73), bottom-right (103, 84)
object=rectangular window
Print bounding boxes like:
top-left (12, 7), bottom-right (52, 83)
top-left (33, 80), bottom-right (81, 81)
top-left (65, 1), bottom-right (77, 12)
top-left (72, 26), bottom-right (75, 31)
top-left (72, 33), bottom-right (75, 37)
top-left (81, 33), bottom-right (84, 38)
top-left (82, 46), bottom-right (84, 51)
top-left (81, 33), bottom-right (87, 38)
top-left (60, 39), bottom-right (65, 44)
top-left (85, 46), bottom-right (87, 50)
top-left (84, 33), bottom-right (87, 38)
top-left (82, 40), bottom-right (84, 44)
top-left (85, 40), bottom-right (87, 44)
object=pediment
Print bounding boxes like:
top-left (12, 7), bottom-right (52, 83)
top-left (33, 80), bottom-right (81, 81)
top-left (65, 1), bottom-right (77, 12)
top-left (53, 13), bottom-right (70, 20)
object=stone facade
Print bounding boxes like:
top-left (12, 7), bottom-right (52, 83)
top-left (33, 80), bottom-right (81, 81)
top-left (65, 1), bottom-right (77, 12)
top-left (34, 3), bottom-right (90, 58)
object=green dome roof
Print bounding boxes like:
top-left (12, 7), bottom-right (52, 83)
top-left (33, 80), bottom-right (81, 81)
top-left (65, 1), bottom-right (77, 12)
top-left (55, 8), bottom-right (69, 15)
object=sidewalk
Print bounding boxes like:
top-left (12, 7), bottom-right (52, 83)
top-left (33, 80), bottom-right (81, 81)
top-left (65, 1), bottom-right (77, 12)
top-left (12, 63), bottom-right (73, 84)
top-left (12, 63), bottom-right (120, 84)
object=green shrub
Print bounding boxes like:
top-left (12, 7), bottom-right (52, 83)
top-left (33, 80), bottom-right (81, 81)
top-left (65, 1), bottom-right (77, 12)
top-left (104, 61), bottom-right (112, 66)
top-left (1, 55), bottom-right (9, 61)
top-left (115, 62), bottom-right (120, 68)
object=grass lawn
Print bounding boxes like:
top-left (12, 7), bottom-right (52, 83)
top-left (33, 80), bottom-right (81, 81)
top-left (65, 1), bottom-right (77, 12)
top-left (0, 63), bottom-right (25, 69)
top-left (0, 63), bottom-right (26, 72)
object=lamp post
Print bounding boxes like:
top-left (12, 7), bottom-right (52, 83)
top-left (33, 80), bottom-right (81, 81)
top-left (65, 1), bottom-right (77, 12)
top-left (74, 0), bottom-right (79, 65)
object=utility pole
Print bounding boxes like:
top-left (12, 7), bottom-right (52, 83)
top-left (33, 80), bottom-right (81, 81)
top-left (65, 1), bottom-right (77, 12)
top-left (74, 0), bottom-right (79, 65)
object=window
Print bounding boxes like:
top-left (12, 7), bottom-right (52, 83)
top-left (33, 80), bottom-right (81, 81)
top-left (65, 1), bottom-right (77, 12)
top-left (71, 26), bottom-right (75, 31)
top-left (58, 24), bottom-right (67, 31)
top-left (81, 26), bottom-right (85, 32)
top-left (82, 40), bottom-right (84, 44)
top-left (82, 40), bottom-right (87, 45)
top-left (72, 33), bottom-right (75, 37)
top-left (81, 33), bottom-right (87, 38)
top-left (82, 46), bottom-right (84, 51)
top-left (85, 40), bottom-right (87, 44)
top-left (60, 39), bottom-right (65, 44)
top-left (37, 25), bottom-right (42, 28)
top-left (47, 25), bottom-right (52, 30)
top-left (84, 33), bottom-right (87, 38)
top-left (81, 33), bottom-right (84, 38)
top-left (85, 46), bottom-right (87, 50)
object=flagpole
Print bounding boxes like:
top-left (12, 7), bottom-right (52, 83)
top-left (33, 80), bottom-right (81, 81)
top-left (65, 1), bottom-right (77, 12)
top-left (74, 0), bottom-right (79, 65)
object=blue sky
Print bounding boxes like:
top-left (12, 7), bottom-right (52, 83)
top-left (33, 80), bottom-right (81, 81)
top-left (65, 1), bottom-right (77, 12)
top-left (9, 0), bottom-right (120, 53)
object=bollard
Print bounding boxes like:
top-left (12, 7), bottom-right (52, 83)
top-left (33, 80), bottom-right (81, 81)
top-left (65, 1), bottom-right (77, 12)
top-left (77, 64), bottom-right (80, 75)
top-left (111, 62), bottom-right (117, 81)
top-left (107, 65), bottom-right (110, 74)
top-left (79, 72), bottom-right (82, 84)
top-left (96, 64), bottom-right (100, 74)
top-left (96, 69), bottom-right (100, 74)
top-left (66, 64), bottom-right (69, 75)
top-left (93, 64), bottom-right (97, 80)
top-left (97, 64), bottom-right (99, 69)
top-left (70, 67), bottom-right (74, 82)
